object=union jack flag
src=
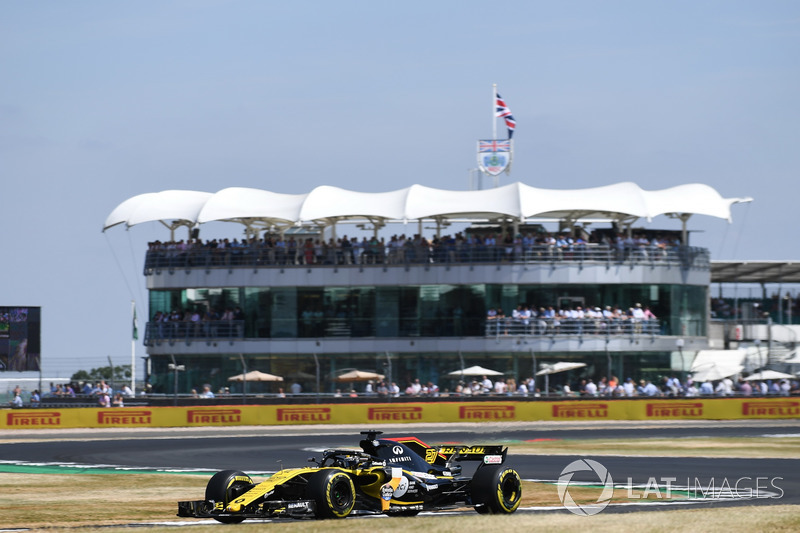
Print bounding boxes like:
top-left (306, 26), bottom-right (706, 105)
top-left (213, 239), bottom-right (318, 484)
top-left (479, 140), bottom-right (511, 152)
top-left (495, 92), bottom-right (516, 138)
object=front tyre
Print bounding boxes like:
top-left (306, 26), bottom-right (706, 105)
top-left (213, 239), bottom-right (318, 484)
top-left (308, 469), bottom-right (356, 519)
top-left (471, 465), bottom-right (522, 514)
top-left (205, 470), bottom-right (254, 524)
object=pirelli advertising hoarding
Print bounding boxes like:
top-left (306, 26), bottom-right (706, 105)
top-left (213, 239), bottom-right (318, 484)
top-left (2, 399), bottom-right (799, 429)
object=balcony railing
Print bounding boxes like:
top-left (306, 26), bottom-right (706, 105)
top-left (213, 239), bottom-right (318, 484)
top-left (485, 317), bottom-right (662, 339)
top-left (144, 243), bottom-right (710, 274)
top-left (143, 317), bottom-right (672, 345)
top-left (145, 320), bottom-right (245, 345)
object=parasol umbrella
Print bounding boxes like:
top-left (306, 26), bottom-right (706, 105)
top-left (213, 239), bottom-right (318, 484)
top-left (335, 369), bottom-right (385, 382)
top-left (447, 365), bottom-right (503, 377)
top-left (535, 362), bottom-right (587, 395)
top-left (227, 370), bottom-right (284, 382)
top-left (689, 362), bottom-right (743, 382)
top-left (742, 370), bottom-right (795, 381)
top-left (535, 362), bottom-right (587, 376)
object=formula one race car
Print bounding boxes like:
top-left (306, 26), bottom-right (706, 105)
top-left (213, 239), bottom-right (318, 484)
top-left (178, 430), bottom-right (522, 522)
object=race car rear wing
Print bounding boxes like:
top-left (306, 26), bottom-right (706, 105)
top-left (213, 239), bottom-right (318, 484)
top-left (371, 432), bottom-right (508, 467)
top-left (425, 445), bottom-right (508, 466)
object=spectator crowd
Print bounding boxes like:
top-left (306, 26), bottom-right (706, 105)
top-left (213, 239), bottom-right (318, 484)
top-left (359, 373), bottom-right (799, 399)
top-left (145, 229), bottom-right (689, 270)
top-left (486, 302), bottom-right (659, 336)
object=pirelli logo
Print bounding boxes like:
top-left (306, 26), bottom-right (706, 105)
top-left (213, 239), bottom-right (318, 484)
top-left (552, 403), bottom-right (609, 418)
top-left (367, 406), bottom-right (423, 421)
top-left (276, 407), bottom-right (331, 422)
top-left (646, 402), bottom-right (703, 417)
top-left (97, 410), bottom-right (152, 425)
top-left (7, 411), bottom-right (61, 427)
top-left (187, 408), bottom-right (242, 424)
top-left (742, 401), bottom-right (800, 417)
top-left (459, 405), bottom-right (515, 420)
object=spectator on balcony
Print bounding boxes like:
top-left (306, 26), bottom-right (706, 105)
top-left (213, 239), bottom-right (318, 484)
top-left (644, 306), bottom-right (658, 321)
top-left (555, 232), bottom-right (573, 258)
top-left (716, 377), bottom-right (734, 396)
top-left (768, 380), bottom-right (780, 395)
top-left (573, 234), bottom-right (587, 259)
top-left (200, 385), bottom-right (215, 399)
top-left (11, 392), bottom-right (23, 408)
top-left (536, 307), bottom-right (548, 334)
top-left (519, 305), bottom-right (532, 333)
top-left (406, 379), bottom-right (422, 396)
top-left (642, 380), bottom-right (660, 396)
top-left (480, 375), bottom-right (493, 394)
top-left (511, 305), bottom-right (522, 331)
top-left (574, 306), bottom-right (586, 334)
top-left (189, 308), bottom-right (202, 337)
top-left (664, 376), bottom-right (681, 396)
top-left (98, 392), bottom-right (111, 407)
top-left (95, 380), bottom-right (110, 396)
top-left (112, 393), bottom-right (124, 407)
top-left (483, 233), bottom-right (496, 261)
top-left (738, 379), bottom-right (752, 396)
top-left (495, 308), bottom-right (508, 335)
top-left (301, 238), bottom-right (314, 265)
top-left (631, 304), bottom-right (645, 333)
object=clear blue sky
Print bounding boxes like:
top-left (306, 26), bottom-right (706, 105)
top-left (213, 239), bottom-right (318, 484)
top-left (2, 1), bottom-right (799, 378)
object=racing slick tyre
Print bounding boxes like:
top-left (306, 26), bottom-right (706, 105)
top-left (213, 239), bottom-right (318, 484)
top-left (307, 469), bottom-right (357, 519)
top-left (204, 470), bottom-right (254, 524)
top-left (471, 465), bottom-right (522, 514)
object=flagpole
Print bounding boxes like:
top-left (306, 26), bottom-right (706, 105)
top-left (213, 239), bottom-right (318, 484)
top-left (131, 300), bottom-right (136, 395)
top-left (492, 83), bottom-right (497, 141)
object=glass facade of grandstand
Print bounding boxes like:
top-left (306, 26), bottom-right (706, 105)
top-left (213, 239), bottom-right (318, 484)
top-left (142, 239), bottom-right (711, 395)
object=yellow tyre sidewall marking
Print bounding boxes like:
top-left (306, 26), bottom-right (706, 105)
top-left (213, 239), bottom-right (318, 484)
top-left (327, 473), bottom-right (356, 517)
top-left (496, 469), bottom-right (521, 512)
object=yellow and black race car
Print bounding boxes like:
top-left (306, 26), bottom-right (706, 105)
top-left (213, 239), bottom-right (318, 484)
top-left (178, 430), bottom-right (522, 522)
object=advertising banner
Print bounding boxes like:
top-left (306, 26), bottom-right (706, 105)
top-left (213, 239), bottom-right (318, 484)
top-left (2, 398), bottom-right (798, 430)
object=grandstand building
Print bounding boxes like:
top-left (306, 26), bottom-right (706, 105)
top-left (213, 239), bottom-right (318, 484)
top-left (104, 182), bottom-right (750, 395)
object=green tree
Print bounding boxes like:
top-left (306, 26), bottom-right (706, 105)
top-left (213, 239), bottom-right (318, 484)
top-left (71, 364), bottom-right (131, 384)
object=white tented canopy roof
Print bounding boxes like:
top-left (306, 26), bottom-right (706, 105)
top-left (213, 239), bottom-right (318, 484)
top-left (690, 349), bottom-right (747, 381)
top-left (103, 181), bottom-right (751, 232)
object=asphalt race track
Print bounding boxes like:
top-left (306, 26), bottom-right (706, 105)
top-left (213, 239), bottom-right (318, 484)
top-left (2, 420), bottom-right (799, 515)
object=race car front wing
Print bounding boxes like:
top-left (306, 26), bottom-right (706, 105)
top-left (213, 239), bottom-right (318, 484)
top-left (177, 498), bottom-right (318, 520)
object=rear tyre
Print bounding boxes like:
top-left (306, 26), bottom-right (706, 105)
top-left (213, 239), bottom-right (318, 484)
top-left (307, 469), bottom-right (356, 519)
top-left (205, 469), bottom-right (254, 524)
top-left (471, 465), bottom-right (522, 514)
